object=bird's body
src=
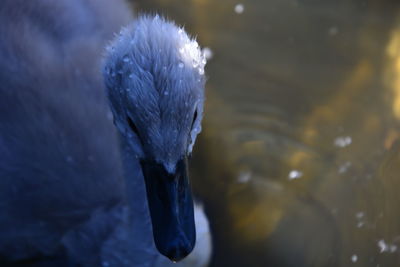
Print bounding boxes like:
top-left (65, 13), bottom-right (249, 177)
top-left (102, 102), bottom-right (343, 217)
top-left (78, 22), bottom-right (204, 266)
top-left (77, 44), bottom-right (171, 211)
top-left (0, 0), bottom-right (209, 266)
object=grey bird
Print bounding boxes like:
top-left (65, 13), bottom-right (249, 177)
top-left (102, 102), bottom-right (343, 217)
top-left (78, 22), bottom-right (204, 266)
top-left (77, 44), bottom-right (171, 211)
top-left (0, 0), bottom-right (207, 266)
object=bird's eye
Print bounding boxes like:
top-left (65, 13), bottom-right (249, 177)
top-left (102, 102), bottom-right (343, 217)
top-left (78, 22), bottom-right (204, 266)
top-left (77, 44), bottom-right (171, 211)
top-left (127, 116), bottom-right (141, 139)
top-left (190, 110), bottom-right (198, 131)
top-left (128, 116), bottom-right (146, 147)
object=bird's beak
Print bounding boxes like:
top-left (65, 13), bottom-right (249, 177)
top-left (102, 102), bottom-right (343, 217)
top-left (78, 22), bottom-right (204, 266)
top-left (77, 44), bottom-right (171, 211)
top-left (140, 157), bottom-right (195, 262)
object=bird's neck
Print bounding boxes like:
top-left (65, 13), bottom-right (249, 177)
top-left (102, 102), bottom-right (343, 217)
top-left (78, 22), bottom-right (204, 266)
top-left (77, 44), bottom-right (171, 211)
top-left (98, 132), bottom-right (160, 265)
top-left (118, 134), bottom-right (149, 216)
top-left (117, 133), bottom-right (156, 246)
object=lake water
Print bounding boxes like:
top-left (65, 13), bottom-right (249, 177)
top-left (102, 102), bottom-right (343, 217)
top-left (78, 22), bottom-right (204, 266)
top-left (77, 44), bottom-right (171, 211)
top-left (134, 0), bottom-right (400, 266)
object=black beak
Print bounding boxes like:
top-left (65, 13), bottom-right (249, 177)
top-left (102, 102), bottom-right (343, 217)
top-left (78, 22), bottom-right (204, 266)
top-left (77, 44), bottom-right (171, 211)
top-left (140, 157), bottom-right (195, 262)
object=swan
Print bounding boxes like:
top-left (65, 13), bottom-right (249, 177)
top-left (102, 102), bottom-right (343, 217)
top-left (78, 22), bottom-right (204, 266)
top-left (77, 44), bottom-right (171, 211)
top-left (0, 0), bottom-right (208, 266)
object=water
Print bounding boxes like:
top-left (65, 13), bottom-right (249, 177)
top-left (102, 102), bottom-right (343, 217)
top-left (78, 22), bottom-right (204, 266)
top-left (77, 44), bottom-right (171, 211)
top-left (134, 0), bottom-right (400, 266)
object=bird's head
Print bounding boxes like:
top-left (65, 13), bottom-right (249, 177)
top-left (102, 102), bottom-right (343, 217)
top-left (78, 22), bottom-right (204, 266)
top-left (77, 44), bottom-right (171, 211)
top-left (102, 15), bottom-right (206, 262)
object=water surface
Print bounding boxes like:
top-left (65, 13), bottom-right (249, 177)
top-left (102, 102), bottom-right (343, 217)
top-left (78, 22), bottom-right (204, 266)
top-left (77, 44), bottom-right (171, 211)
top-left (134, 0), bottom-right (400, 266)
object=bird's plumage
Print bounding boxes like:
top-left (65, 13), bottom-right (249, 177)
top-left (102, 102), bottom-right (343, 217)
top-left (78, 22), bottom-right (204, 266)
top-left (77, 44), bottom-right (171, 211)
top-left (0, 0), bottom-right (208, 266)
top-left (0, 0), bottom-right (130, 262)
top-left (103, 15), bottom-right (206, 168)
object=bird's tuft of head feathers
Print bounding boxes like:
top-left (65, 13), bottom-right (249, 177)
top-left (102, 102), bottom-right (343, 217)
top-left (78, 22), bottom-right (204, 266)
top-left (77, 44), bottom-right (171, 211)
top-left (102, 15), bottom-right (206, 165)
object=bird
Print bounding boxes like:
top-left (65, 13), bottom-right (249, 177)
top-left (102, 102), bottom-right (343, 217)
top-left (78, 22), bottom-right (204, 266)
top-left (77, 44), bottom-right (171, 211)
top-left (0, 0), bottom-right (209, 266)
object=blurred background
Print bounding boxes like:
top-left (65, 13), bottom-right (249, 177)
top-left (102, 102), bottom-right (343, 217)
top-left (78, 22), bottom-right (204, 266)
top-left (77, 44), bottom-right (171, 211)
top-left (133, 0), bottom-right (400, 266)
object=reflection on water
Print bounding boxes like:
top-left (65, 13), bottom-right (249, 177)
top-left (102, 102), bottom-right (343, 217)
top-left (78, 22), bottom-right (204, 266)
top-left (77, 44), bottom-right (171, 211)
top-left (134, 0), bottom-right (400, 266)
